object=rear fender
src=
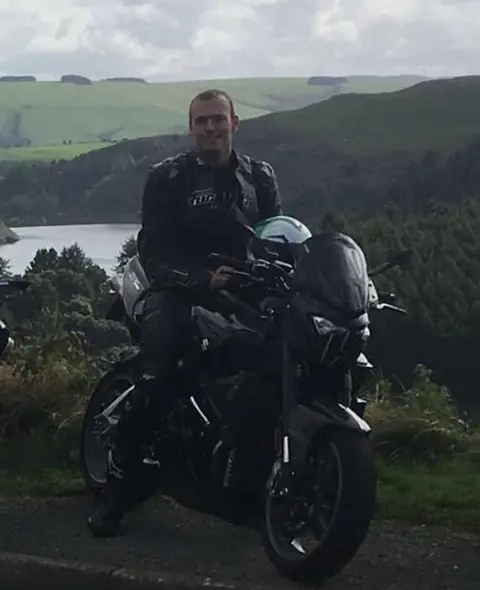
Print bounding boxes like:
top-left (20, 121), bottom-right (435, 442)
top-left (288, 403), bottom-right (371, 476)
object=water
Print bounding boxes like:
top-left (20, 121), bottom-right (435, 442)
top-left (0, 223), bottom-right (140, 276)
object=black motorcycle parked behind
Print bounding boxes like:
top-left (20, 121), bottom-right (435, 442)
top-left (80, 218), bottom-right (410, 586)
top-left (0, 277), bottom-right (31, 358)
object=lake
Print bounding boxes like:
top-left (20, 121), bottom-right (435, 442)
top-left (0, 223), bottom-right (140, 276)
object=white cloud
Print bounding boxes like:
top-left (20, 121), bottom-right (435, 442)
top-left (0, 0), bottom-right (479, 80)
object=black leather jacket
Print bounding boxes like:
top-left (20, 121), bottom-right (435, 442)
top-left (137, 149), bottom-right (283, 293)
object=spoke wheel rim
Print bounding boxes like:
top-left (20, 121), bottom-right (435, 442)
top-left (265, 439), bottom-right (343, 561)
top-left (83, 375), bottom-right (134, 485)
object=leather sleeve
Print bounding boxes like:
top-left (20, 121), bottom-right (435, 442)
top-left (252, 159), bottom-right (283, 219)
top-left (137, 158), bottom-right (212, 293)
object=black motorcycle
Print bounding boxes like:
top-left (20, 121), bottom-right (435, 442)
top-left (80, 227), bottom-right (409, 586)
top-left (0, 277), bottom-right (31, 357)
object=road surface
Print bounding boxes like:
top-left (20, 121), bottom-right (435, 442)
top-left (0, 494), bottom-right (479, 589)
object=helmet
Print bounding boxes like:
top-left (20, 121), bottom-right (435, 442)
top-left (247, 215), bottom-right (312, 266)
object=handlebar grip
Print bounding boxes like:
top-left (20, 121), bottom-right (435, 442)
top-left (208, 253), bottom-right (251, 273)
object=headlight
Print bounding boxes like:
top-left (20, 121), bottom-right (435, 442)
top-left (312, 316), bottom-right (337, 336)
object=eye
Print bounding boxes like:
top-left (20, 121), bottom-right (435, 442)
top-left (194, 114), bottom-right (227, 125)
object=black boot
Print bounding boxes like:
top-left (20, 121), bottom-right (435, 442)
top-left (87, 454), bottom-right (129, 538)
top-left (87, 448), bottom-right (162, 538)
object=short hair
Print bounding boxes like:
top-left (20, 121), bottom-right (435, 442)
top-left (188, 89), bottom-right (236, 126)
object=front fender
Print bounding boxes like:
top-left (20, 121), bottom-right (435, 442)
top-left (287, 403), bottom-right (371, 476)
top-left (292, 402), bottom-right (370, 434)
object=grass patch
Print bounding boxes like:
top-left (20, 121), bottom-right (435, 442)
top-left (376, 456), bottom-right (480, 530)
top-left (0, 76), bottom-right (423, 146)
top-left (0, 429), bottom-right (83, 497)
top-left (0, 467), bottom-right (83, 498)
top-left (0, 143), bottom-right (109, 162)
top-left (1, 357), bottom-right (480, 531)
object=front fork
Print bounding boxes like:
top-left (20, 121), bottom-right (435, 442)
top-left (269, 332), bottom-right (299, 499)
top-left (268, 337), bottom-right (369, 499)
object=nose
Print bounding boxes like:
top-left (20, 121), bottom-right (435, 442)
top-left (205, 117), bottom-right (215, 130)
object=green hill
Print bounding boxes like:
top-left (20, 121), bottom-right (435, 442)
top-left (251, 75), bottom-right (480, 156)
top-left (0, 75), bottom-right (427, 151)
top-left (0, 75), bottom-right (476, 227)
top-left (3, 75), bottom-right (480, 408)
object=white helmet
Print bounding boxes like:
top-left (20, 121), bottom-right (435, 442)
top-left (247, 215), bottom-right (312, 265)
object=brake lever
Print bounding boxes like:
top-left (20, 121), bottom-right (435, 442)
top-left (378, 291), bottom-right (397, 303)
top-left (224, 269), bottom-right (263, 289)
top-left (374, 302), bottom-right (407, 314)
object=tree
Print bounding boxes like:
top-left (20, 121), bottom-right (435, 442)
top-left (114, 234), bottom-right (137, 272)
top-left (0, 255), bottom-right (11, 277)
top-left (24, 248), bottom-right (59, 274)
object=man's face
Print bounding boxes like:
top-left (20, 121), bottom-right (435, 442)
top-left (189, 95), bottom-right (239, 155)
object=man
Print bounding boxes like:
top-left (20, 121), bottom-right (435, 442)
top-left (87, 89), bottom-right (283, 538)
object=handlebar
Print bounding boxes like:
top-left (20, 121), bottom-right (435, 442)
top-left (208, 253), bottom-right (407, 317)
top-left (0, 278), bottom-right (31, 297)
top-left (208, 252), bottom-right (291, 288)
top-left (208, 253), bottom-right (251, 273)
top-left (368, 249), bottom-right (413, 278)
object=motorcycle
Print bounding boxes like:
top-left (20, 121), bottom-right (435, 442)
top-left (0, 278), bottom-right (31, 358)
top-left (79, 223), bottom-right (410, 586)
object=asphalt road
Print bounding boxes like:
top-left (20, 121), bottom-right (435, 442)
top-left (0, 494), bottom-right (479, 589)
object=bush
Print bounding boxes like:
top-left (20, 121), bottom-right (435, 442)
top-left (0, 337), bottom-right (99, 440)
top-left (0, 76), bottom-right (37, 82)
top-left (365, 364), bottom-right (475, 462)
top-left (60, 75), bottom-right (92, 85)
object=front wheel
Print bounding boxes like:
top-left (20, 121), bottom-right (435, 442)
top-left (262, 429), bottom-right (377, 586)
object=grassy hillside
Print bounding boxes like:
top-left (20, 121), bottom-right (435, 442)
top-left (0, 75), bottom-right (426, 151)
top-left (0, 143), bottom-right (109, 162)
top-left (1, 75), bottom-right (478, 226)
top-left (252, 76), bottom-right (480, 156)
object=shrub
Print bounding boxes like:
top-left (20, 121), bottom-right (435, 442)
top-left (366, 364), bottom-right (474, 462)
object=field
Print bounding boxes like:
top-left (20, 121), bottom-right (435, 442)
top-left (0, 143), bottom-right (109, 162)
top-left (0, 75), bottom-right (427, 158)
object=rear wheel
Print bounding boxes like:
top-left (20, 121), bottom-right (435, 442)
top-left (79, 369), bottom-right (135, 495)
top-left (262, 429), bottom-right (377, 586)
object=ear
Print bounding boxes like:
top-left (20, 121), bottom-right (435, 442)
top-left (231, 114), bottom-right (240, 133)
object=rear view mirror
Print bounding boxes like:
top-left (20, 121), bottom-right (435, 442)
top-left (390, 249), bottom-right (413, 268)
top-left (368, 249), bottom-right (413, 277)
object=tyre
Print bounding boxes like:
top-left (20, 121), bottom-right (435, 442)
top-left (262, 429), bottom-right (377, 586)
top-left (79, 368), bottom-right (135, 495)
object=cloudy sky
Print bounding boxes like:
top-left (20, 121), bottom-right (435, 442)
top-left (0, 0), bottom-right (479, 81)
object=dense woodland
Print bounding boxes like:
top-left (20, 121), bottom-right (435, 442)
top-left (1, 77), bottom-right (480, 411)
top-left (0, 195), bottom-right (479, 416)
